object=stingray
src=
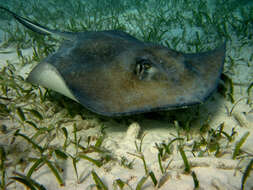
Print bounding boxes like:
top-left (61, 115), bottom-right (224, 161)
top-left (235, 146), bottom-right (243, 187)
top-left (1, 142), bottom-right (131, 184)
top-left (0, 7), bottom-right (226, 116)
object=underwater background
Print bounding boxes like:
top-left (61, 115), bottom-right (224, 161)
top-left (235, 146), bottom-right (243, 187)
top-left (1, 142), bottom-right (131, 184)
top-left (0, 0), bottom-right (252, 189)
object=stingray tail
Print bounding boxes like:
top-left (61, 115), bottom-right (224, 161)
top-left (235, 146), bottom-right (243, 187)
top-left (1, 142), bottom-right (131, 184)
top-left (0, 6), bottom-right (75, 40)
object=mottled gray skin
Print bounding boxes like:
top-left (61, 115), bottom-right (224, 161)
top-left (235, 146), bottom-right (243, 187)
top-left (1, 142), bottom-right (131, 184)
top-left (29, 31), bottom-right (225, 116)
top-left (1, 6), bottom-right (226, 116)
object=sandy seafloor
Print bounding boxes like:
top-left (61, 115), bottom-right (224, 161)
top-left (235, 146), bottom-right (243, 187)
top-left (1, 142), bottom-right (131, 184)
top-left (0, 0), bottom-right (253, 190)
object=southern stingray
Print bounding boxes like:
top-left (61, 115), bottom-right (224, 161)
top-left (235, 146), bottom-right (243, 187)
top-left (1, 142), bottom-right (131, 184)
top-left (0, 7), bottom-right (226, 116)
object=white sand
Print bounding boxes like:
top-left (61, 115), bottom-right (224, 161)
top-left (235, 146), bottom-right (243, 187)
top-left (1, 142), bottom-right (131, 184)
top-left (0, 44), bottom-right (252, 190)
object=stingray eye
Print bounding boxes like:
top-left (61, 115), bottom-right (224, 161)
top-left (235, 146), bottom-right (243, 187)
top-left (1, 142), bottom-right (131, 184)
top-left (134, 58), bottom-right (152, 79)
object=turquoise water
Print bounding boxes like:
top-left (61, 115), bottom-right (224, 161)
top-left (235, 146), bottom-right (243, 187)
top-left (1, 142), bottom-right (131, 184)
top-left (1, 0), bottom-right (252, 48)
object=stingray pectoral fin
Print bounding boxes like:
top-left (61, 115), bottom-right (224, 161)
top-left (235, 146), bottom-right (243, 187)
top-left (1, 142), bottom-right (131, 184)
top-left (27, 62), bottom-right (78, 102)
top-left (182, 42), bottom-right (226, 102)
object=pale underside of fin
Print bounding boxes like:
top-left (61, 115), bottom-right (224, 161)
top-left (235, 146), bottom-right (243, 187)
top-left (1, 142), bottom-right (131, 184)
top-left (27, 62), bottom-right (78, 102)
